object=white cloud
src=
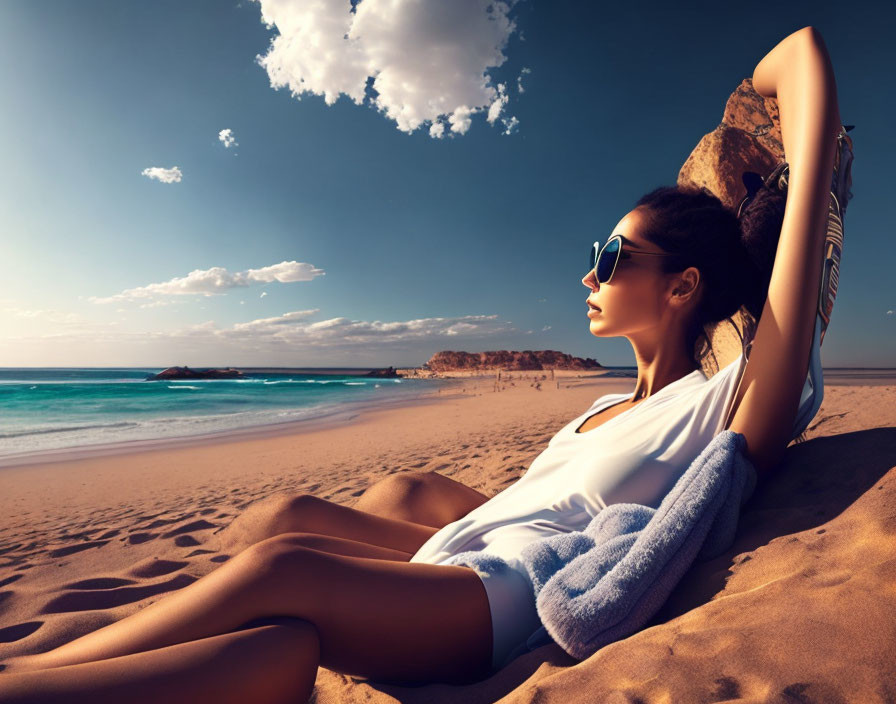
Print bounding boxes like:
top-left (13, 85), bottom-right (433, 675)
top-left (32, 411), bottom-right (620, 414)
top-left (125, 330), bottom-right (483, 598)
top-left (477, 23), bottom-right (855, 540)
top-left (253, 0), bottom-right (521, 137)
top-left (448, 105), bottom-right (473, 134)
top-left (501, 115), bottom-right (519, 135)
top-left (91, 261), bottom-right (325, 304)
top-left (0, 311), bottom-right (518, 365)
top-left (542, 325), bottom-right (551, 331)
top-left (220, 311), bottom-right (515, 347)
top-left (260, 291), bottom-right (268, 298)
top-left (487, 83), bottom-right (507, 124)
top-left (888, 310), bottom-right (894, 316)
top-left (141, 166), bottom-right (183, 184)
top-left (2, 306), bottom-right (82, 325)
top-left (232, 309), bottom-right (319, 331)
top-left (517, 66), bottom-right (531, 93)
top-left (218, 128), bottom-right (238, 148)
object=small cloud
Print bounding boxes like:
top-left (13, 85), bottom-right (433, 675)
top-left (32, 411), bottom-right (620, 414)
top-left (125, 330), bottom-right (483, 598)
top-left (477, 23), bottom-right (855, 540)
top-left (240, 300), bottom-right (245, 305)
top-left (542, 325), bottom-right (551, 331)
top-left (260, 291), bottom-right (268, 298)
top-left (91, 261), bottom-right (325, 304)
top-left (487, 83), bottom-right (508, 124)
top-left (141, 166), bottom-right (182, 184)
top-left (501, 115), bottom-right (520, 135)
top-left (537, 297), bottom-right (547, 303)
top-left (517, 67), bottom-right (531, 94)
top-left (219, 128), bottom-right (238, 148)
top-left (429, 121), bottom-right (445, 139)
top-left (449, 105), bottom-right (473, 135)
top-left (888, 310), bottom-right (894, 316)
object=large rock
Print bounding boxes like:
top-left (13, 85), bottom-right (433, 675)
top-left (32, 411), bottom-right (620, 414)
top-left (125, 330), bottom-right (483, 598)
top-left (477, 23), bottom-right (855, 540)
top-left (424, 350), bottom-right (602, 372)
top-left (146, 366), bottom-right (245, 381)
top-left (677, 79), bottom-right (784, 376)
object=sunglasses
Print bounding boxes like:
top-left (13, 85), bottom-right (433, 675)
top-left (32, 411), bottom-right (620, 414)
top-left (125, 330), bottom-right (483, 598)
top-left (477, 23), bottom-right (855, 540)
top-left (588, 235), bottom-right (679, 284)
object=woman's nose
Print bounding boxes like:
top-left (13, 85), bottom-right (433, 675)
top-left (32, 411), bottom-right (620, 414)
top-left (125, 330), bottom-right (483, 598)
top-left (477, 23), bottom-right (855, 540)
top-left (582, 269), bottom-right (599, 290)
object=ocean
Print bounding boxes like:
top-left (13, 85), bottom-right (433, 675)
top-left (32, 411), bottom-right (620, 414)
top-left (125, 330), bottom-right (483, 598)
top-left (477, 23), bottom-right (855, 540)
top-left (0, 368), bottom-right (447, 465)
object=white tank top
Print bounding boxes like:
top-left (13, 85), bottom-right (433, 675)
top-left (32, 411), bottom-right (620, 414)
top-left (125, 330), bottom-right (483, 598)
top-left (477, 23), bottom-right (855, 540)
top-left (410, 352), bottom-right (746, 570)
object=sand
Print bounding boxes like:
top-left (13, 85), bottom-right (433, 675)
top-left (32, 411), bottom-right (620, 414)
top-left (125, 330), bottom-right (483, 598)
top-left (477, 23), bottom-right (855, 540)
top-left (1, 372), bottom-right (895, 702)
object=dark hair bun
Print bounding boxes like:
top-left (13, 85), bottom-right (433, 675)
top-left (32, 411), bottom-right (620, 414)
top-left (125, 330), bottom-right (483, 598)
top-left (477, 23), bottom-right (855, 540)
top-left (737, 183), bottom-right (787, 319)
top-left (633, 180), bottom-right (787, 368)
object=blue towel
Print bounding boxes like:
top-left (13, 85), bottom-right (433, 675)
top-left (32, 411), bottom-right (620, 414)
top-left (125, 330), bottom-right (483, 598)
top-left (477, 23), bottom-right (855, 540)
top-left (444, 429), bottom-right (757, 660)
top-left (443, 312), bottom-right (824, 662)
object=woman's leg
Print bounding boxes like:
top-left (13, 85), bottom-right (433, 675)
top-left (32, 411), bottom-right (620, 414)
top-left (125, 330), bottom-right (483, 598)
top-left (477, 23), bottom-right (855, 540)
top-left (352, 471), bottom-right (490, 527)
top-left (0, 620), bottom-right (319, 704)
top-left (219, 472), bottom-right (489, 554)
top-left (15, 535), bottom-right (493, 685)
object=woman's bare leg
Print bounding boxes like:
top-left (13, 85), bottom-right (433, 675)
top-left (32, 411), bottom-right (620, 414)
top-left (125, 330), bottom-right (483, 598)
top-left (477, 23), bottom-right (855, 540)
top-left (0, 620), bottom-right (319, 704)
top-left (5, 534), bottom-right (412, 674)
top-left (218, 472), bottom-right (489, 555)
top-left (13, 535), bottom-right (493, 684)
top-left (219, 492), bottom-right (439, 556)
top-left (352, 471), bottom-right (490, 527)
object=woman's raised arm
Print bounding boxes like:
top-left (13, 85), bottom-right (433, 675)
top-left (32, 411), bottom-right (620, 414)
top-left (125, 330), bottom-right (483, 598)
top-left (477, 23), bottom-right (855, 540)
top-left (725, 26), bottom-right (843, 481)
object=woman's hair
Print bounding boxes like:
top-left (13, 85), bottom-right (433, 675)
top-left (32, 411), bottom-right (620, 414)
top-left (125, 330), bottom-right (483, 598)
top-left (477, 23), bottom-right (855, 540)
top-left (632, 182), bottom-right (787, 371)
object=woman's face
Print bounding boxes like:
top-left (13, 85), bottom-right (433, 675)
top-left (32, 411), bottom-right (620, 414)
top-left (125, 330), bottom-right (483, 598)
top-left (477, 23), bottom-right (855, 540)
top-left (581, 208), bottom-right (678, 339)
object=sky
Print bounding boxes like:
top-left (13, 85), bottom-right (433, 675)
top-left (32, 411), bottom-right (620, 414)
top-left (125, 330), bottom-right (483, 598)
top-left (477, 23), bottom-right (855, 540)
top-left (0, 0), bottom-right (893, 368)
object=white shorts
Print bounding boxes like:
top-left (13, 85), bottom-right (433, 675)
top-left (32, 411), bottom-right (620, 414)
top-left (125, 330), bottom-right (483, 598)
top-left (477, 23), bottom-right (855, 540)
top-left (474, 563), bottom-right (543, 672)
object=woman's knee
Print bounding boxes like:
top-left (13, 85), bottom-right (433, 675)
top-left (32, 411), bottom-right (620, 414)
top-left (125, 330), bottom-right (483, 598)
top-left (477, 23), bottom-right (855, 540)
top-left (238, 534), bottom-right (326, 588)
top-left (373, 471), bottom-right (430, 494)
top-left (269, 492), bottom-right (328, 534)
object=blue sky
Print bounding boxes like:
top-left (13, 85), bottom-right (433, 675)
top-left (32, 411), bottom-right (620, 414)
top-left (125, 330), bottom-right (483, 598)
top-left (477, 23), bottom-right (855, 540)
top-left (0, 0), bottom-right (892, 368)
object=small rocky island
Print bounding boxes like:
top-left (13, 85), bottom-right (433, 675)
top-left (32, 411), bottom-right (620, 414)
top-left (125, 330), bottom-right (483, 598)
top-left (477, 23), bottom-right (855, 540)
top-left (423, 350), bottom-right (602, 372)
top-left (146, 366), bottom-right (246, 381)
top-left (364, 366), bottom-right (403, 378)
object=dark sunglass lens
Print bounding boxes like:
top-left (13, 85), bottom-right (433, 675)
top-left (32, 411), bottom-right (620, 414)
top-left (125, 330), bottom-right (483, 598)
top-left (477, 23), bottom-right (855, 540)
top-left (597, 238), bottom-right (620, 282)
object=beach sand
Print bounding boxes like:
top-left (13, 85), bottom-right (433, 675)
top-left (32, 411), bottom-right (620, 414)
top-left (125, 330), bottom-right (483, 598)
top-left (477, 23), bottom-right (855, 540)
top-left (1, 373), bottom-right (895, 702)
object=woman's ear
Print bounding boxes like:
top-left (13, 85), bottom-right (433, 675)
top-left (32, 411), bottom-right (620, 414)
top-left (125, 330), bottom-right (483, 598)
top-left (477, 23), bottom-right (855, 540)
top-left (669, 267), bottom-right (701, 307)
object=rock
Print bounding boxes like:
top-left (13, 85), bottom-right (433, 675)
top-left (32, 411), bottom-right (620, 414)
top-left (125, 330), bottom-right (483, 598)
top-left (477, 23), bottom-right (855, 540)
top-left (146, 366), bottom-right (245, 381)
top-left (424, 350), bottom-right (601, 372)
top-left (364, 367), bottom-right (403, 378)
top-left (677, 79), bottom-right (784, 374)
top-left (678, 78), bottom-right (783, 210)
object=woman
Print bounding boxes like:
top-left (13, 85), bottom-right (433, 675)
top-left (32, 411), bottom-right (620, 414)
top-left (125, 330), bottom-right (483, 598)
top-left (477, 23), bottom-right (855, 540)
top-left (0, 26), bottom-right (843, 703)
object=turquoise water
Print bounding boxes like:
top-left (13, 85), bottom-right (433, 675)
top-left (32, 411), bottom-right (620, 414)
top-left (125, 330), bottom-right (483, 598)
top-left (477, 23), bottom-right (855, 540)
top-left (0, 368), bottom-right (444, 462)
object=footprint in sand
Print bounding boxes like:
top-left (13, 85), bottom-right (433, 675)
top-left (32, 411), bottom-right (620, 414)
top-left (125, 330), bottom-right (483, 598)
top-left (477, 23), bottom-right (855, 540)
top-left (48, 540), bottom-right (110, 558)
top-left (124, 532), bottom-right (159, 545)
top-left (62, 577), bottom-right (137, 590)
top-left (128, 559), bottom-right (189, 579)
top-left (39, 573), bottom-right (198, 614)
top-left (0, 620), bottom-right (43, 644)
top-left (135, 517), bottom-right (181, 531)
top-left (0, 574), bottom-right (24, 589)
top-left (160, 520), bottom-right (218, 540)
